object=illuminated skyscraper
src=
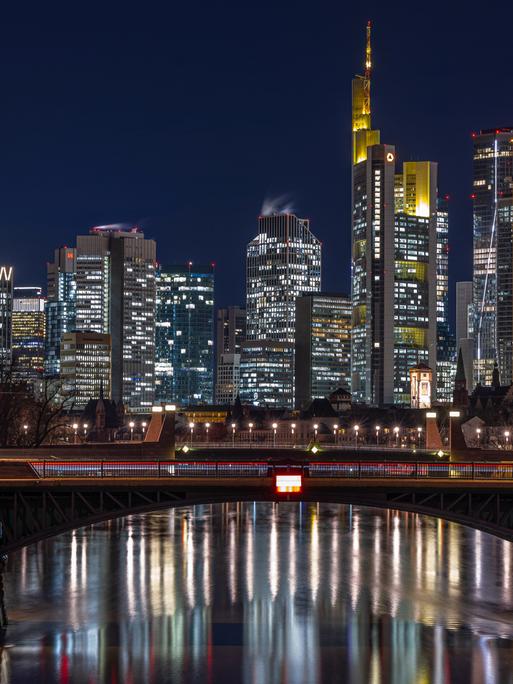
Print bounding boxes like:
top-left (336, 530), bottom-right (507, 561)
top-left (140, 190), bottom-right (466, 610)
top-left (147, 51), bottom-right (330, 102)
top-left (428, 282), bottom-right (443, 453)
top-left (12, 286), bottom-right (46, 381)
top-left (215, 306), bottom-right (245, 403)
top-left (75, 225), bottom-right (156, 411)
top-left (244, 212), bottom-right (321, 408)
top-left (472, 128), bottom-right (513, 385)
top-left (351, 25), bottom-right (437, 405)
top-left (0, 266), bottom-right (14, 373)
top-left (246, 213), bottom-right (321, 343)
top-left (155, 263), bottom-right (214, 406)
top-left (456, 280), bottom-right (474, 390)
top-left (45, 247), bottom-right (76, 377)
top-left (60, 331), bottom-right (111, 408)
top-left (295, 293), bottom-right (351, 408)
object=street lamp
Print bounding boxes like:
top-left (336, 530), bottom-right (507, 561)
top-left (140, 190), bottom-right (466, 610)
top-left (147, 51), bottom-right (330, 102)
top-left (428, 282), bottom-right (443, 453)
top-left (73, 423), bottom-right (78, 443)
top-left (393, 426), bottom-right (400, 447)
top-left (505, 430), bottom-right (510, 448)
top-left (205, 422), bottom-right (211, 442)
top-left (417, 426), bottom-right (423, 447)
top-left (333, 424), bottom-right (338, 443)
top-left (189, 422), bottom-right (195, 446)
top-left (248, 422), bottom-right (254, 444)
top-left (129, 421), bottom-right (134, 440)
top-left (23, 424), bottom-right (28, 439)
top-left (291, 422), bottom-right (296, 446)
top-left (141, 421), bottom-right (147, 435)
top-left (375, 425), bottom-right (380, 445)
top-left (354, 424), bottom-right (359, 448)
top-left (476, 427), bottom-right (481, 447)
top-left (231, 422), bottom-right (236, 446)
top-left (313, 423), bottom-right (319, 441)
top-left (272, 422), bottom-right (278, 447)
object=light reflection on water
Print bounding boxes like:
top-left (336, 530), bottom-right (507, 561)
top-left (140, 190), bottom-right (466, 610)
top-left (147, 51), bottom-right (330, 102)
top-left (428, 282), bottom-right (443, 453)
top-left (2, 502), bottom-right (513, 683)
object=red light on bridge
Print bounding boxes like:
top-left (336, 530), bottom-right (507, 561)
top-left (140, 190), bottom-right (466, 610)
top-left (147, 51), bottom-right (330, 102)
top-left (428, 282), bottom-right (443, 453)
top-left (276, 474), bottom-right (302, 493)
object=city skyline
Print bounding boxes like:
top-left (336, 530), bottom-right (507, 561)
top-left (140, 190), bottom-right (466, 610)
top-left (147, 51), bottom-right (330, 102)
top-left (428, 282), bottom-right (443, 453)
top-left (1, 5), bottom-right (512, 321)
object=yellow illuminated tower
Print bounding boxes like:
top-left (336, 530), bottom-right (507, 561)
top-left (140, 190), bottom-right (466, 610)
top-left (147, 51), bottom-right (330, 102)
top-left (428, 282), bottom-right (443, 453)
top-left (352, 21), bottom-right (380, 165)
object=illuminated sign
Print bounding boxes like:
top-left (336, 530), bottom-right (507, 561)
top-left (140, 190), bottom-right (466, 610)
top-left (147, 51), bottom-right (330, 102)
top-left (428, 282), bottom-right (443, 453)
top-left (386, 152), bottom-right (395, 162)
top-left (0, 266), bottom-right (13, 282)
top-left (276, 474), bottom-right (302, 493)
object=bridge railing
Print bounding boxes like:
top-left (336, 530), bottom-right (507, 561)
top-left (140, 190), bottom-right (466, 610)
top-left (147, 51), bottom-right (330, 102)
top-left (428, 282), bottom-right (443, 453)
top-left (27, 460), bottom-right (513, 480)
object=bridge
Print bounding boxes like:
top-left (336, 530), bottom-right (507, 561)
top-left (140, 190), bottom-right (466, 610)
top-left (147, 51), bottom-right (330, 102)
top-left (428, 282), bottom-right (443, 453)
top-left (2, 459), bottom-right (513, 551)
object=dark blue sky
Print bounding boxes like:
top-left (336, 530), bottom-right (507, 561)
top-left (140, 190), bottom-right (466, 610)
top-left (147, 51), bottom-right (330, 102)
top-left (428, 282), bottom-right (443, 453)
top-left (1, 1), bottom-right (513, 323)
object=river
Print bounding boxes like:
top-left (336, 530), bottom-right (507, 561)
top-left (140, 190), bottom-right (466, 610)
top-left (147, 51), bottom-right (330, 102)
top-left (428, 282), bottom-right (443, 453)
top-left (1, 502), bottom-right (513, 683)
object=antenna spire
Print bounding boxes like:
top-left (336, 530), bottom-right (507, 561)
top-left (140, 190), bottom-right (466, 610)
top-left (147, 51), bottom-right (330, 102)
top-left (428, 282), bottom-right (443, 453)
top-left (365, 20), bottom-right (372, 80)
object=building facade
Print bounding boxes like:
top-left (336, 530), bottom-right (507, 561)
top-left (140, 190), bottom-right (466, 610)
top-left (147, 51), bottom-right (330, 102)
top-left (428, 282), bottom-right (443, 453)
top-left (246, 213), bottom-right (321, 343)
top-left (155, 263), bottom-right (214, 406)
top-left (295, 293), bottom-right (351, 408)
top-left (215, 353), bottom-right (241, 405)
top-left (215, 306), bottom-right (245, 403)
top-left (351, 26), bottom-right (437, 406)
top-left (0, 266), bottom-right (13, 374)
top-left (472, 128), bottom-right (513, 385)
top-left (75, 225), bottom-right (156, 411)
top-left (456, 280), bottom-right (474, 392)
top-left (12, 286), bottom-right (46, 381)
top-left (60, 331), bottom-right (111, 408)
top-left (240, 340), bottom-right (294, 408)
top-left (45, 247), bottom-right (76, 377)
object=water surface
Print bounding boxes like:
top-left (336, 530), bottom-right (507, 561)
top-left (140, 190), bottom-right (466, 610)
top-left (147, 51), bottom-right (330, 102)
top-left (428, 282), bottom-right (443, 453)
top-left (2, 502), bottom-right (513, 683)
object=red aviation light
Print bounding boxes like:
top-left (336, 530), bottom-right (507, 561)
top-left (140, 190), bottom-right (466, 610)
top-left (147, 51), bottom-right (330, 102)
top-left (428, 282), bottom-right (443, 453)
top-left (275, 474), bottom-right (302, 493)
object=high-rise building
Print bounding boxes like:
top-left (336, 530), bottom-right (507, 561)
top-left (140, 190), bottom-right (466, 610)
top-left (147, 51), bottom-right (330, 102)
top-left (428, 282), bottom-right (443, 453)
top-left (12, 286), bottom-right (46, 381)
top-left (60, 331), bottom-right (111, 408)
top-left (215, 306), bottom-right (245, 403)
top-left (45, 247), bottom-right (76, 377)
top-left (435, 198), bottom-right (456, 403)
top-left (295, 293), bottom-right (351, 408)
top-left (0, 266), bottom-right (13, 374)
top-left (75, 225), bottom-right (156, 410)
top-left (351, 25), bottom-right (437, 406)
top-left (155, 263), bottom-right (214, 406)
top-left (215, 353), bottom-right (241, 405)
top-left (472, 128), bottom-right (513, 385)
top-left (239, 340), bottom-right (294, 408)
top-left (456, 281), bottom-right (474, 391)
top-left (244, 212), bottom-right (321, 408)
top-left (246, 213), bottom-right (321, 343)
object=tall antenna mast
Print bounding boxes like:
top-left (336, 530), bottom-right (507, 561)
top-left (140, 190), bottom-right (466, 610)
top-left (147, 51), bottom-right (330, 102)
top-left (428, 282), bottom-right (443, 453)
top-left (365, 20), bottom-right (372, 80)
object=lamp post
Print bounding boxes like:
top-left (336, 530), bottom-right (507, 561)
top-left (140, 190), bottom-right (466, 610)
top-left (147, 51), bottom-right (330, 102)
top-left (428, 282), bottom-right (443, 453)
top-left (313, 423), bottom-right (319, 441)
top-left (354, 425), bottom-right (359, 448)
top-left (129, 421), bottom-right (134, 441)
top-left (375, 425), bottom-right (380, 446)
top-left (205, 422), bottom-right (210, 443)
top-left (189, 422), bottom-right (195, 446)
top-left (231, 422), bottom-right (236, 447)
top-left (73, 423), bottom-right (78, 443)
top-left (83, 423), bottom-right (89, 440)
top-left (291, 422), bottom-right (296, 447)
top-left (505, 430), bottom-right (510, 448)
top-left (393, 426), bottom-right (400, 447)
top-left (333, 424), bottom-right (338, 444)
top-left (248, 422), bottom-right (253, 445)
top-left (417, 426), bottom-right (422, 448)
top-left (272, 422), bottom-right (278, 447)
top-left (141, 421), bottom-right (147, 436)
top-left (23, 424), bottom-right (28, 440)
top-left (476, 427), bottom-right (481, 447)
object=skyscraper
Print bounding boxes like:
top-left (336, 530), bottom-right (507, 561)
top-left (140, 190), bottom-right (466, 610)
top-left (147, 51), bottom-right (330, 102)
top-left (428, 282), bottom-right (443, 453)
top-left (75, 225), bottom-right (156, 411)
top-left (155, 263), bottom-right (214, 406)
top-left (45, 247), bottom-right (76, 377)
top-left (215, 306), bottom-right (245, 403)
top-left (472, 128), bottom-right (513, 385)
top-left (456, 281), bottom-right (474, 391)
top-left (351, 25), bottom-right (437, 406)
top-left (295, 293), bottom-right (351, 408)
top-left (12, 286), bottom-right (46, 381)
top-left (0, 266), bottom-right (13, 374)
top-left (243, 212), bottom-right (321, 408)
top-left (60, 331), bottom-right (111, 408)
top-left (246, 213), bottom-right (321, 343)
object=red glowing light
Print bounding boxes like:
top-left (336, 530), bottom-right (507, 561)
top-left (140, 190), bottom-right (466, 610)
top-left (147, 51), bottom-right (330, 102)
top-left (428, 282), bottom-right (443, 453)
top-left (276, 474), bottom-right (302, 493)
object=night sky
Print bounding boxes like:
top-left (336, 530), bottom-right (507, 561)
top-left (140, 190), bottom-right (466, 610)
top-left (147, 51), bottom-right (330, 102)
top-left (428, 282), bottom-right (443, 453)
top-left (1, 1), bottom-right (513, 325)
